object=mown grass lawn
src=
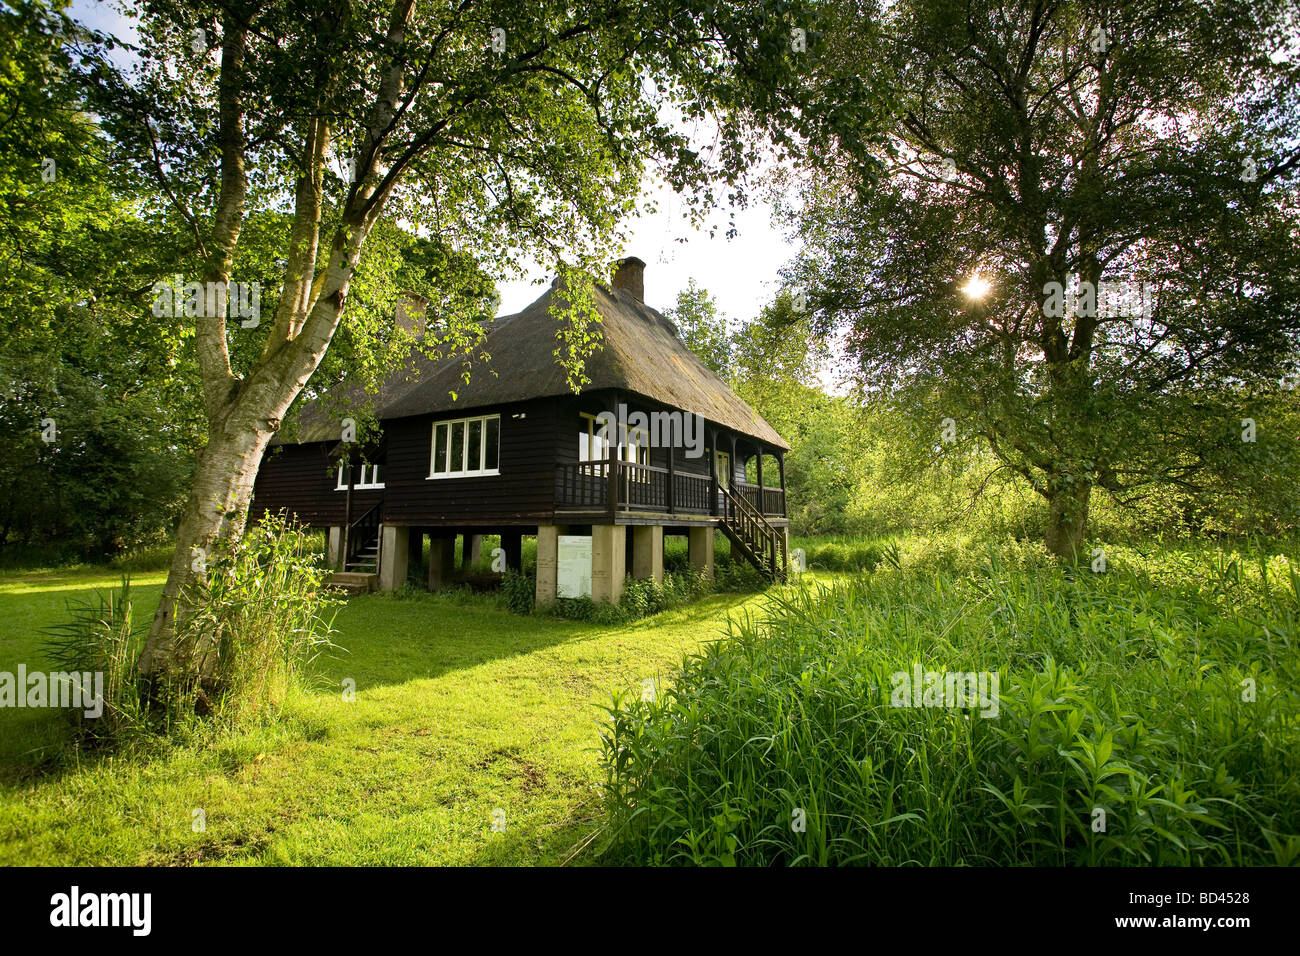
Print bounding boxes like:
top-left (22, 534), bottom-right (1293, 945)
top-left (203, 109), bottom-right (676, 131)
top-left (0, 568), bottom-right (788, 866)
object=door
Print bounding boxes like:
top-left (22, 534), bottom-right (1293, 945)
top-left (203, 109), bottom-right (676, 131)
top-left (715, 450), bottom-right (731, 490)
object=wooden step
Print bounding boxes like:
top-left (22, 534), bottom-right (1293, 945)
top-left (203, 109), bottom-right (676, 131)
top-left (329, 571), bottom-right (378, 594)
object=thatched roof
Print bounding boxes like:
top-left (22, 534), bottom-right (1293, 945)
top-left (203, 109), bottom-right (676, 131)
top-left (283, 270), bottom-right (789, 451)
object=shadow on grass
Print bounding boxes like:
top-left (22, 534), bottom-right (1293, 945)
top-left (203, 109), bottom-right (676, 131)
top-left (312, 587), bottom-right (756, 692)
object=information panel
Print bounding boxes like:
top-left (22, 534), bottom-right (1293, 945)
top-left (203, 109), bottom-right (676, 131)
top-left (557, 535), bottom-right (592, 598)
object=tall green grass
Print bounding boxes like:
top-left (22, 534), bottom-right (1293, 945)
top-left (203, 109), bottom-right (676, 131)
top-left (598, 538), bottom-right (1300, 865)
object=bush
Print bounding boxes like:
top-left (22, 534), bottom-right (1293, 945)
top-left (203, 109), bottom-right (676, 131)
top-left (41, 576), bottom-right (150, 742)
top-left (598, 539), bottom-right (1300, 865)
top-left (532, 569), bottom-right (726, 624)
top-left (501, 569), bottom-right (536, 615)
top-left (170, 513), bottom-right (341, 724)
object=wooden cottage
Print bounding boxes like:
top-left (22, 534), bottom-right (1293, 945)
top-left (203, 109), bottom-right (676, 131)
top-left (250, 257), bottom-right (791, 602)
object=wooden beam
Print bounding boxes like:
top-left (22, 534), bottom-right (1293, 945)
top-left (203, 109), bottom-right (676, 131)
top-left (666, 442), bottom-right (675, 514)
top-left (606, 436), bottom-right (619, 521)
top-left (708, 428), bottom-right (718, 516)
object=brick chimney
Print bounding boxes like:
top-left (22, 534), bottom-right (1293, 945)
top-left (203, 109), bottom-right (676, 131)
top-left (612, 256), bottom-right (645, 302)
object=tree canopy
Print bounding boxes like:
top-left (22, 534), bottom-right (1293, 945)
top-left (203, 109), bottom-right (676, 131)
top-left (788, 0), bottom-right (1300, 555)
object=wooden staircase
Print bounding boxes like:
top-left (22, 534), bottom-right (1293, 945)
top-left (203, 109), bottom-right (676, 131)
top-left (329, 502), bottom-right (382, 592)
top-left (718, 483), bottom-right (788, 582)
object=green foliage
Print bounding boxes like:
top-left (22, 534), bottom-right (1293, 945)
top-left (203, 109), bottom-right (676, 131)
top-left (0, 1), bottom-right (203, 561)
top-left (170, 514), bottom-right (342, 726)
top-left (526, 566), bottom-right (750, 625)
top-left (789, 0), bottom-right (1300, 554)
top-left (40, 577), bottom-right (150, 742)
top-left (664, 279), bottom-right (732, 374)
top-left (501, 569), bottom-right (536, 615)
top-left (599, 536), bottom-right (1300, 865)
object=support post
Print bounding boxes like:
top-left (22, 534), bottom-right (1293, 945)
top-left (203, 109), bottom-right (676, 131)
top-left (500, 531), bottom-right (523, 573)
top-left (689, 526), bottom-right (714, 579)
top-left (666, 443), bottom-right (675, 514)
top-left (606, 440), bottom-right (620, 521)
top-left (327, 526), bottom-right (343, 570)
top-left (427, 535), bottom-right (456, 590)
top-left (708, 430), bottom-right (718, 516)
top-left (632, 525), bottom-right (664, 584)
top-left (536, 524), bottom-right (561, 606)
top-left (756, 445), bottom-right (765, 513)
top-left (592, 524), bottom-right (627, 604)
top-left (778, 453), bottom-right (787, 517)
top-left (407, 528), bottom-right (424, 586)
top-left (462, 533), bottom-right (482, 570)
top-left (378, 525), bottom-right (409, 591)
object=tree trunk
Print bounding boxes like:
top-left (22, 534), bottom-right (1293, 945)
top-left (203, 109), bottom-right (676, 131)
top-left (1044, 479), bottom-right (1091, 560)
top-left (137, 419), bottom-right (275, 684)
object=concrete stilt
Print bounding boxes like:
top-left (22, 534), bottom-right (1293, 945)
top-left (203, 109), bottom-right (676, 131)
top-left (327, 526), bottom-right (343, 570)
top-left (428, 535), bottom-right (456, 591)
top-left (592, 524), bottom-right (627, 604)
top-left (462, 533), bottom-right (482, 570)
top-left (689, 526), bottom-right (714, 579)
top-left (407, 528), bottom-right (424, 586)
top-left (378, 525), bottom-right (409, 591)
top-left (632, 525), bottom-right (664, 584)
top-left (536, 525), bottom-right (561, 606)
top-left (500, 531), bottom-right (523, 573)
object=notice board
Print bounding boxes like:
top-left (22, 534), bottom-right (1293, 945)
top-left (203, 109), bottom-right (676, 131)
top-left (557, 535), bottom-right (592, 598)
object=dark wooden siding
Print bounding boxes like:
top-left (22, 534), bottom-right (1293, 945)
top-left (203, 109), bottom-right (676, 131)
top-left (557, 390), bottom-right (718, 476)
top-left (251, 442), bottom-right (383, 527)
top-left (382, 397), bottom-right (558, 525)
top-left (252, 390), bottom-right (780, 528)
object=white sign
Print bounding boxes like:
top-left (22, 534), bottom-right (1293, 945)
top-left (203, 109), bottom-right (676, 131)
top-left (557, 535), bottom-right (592, 598)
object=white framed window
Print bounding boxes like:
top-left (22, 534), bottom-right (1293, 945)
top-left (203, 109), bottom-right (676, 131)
top-left (429, 414), bottom-right (500, 478)
top-left (579, 412), bottom-right (649, 467)
top-left (336, 462), bottom-right (385, 490)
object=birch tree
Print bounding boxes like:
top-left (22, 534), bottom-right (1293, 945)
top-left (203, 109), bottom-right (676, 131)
top-left (72, 0), bottom-right (817, 688)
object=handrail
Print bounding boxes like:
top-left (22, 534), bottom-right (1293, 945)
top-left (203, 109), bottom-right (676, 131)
top-left (344, 501), bottom-right (383, 568)
top-left (718, 481), bottom-right (786, 580)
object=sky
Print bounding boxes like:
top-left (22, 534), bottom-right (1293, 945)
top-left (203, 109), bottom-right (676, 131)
top-left (68, 0), bottom-right (800, 327)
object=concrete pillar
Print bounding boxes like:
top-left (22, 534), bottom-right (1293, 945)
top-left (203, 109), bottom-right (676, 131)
top-left (632, 525), bottom-right (664, 584)
top-left (327, 526), bottom-right (343, 570)
top-left (378, 525), bottom-right (409, 591)
top-left (407, 529), bottom-right (425, 586)
top-left (428, 535), bottom-right (456, 591)
top-left (462, 533), bottom-right (482, 570)
top-left (592, 524), bottom-right (627, 604)
top-left (500, 531), bottom-right (523, 573)
top-left (689, 526), bottom-right (714, 579)
top-left (536, 524), bottom-right (561, 606)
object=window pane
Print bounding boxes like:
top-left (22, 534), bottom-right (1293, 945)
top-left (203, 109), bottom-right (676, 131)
top-left (485, 417), bottom-right (500, 470)
top-left (337, 464), bottom-right (347, 489)
top-left (371, 464), bottom-right (382, 485)
top-left (467, 418), bottom-right (483, 471)
top-left (450, 421), bottom-right (465, 472)
top-left (434, 424), bottom-right (448, 473)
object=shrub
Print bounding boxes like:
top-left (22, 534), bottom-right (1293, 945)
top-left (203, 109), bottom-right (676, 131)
top-left (170, 513), bottom-right (341, 724)
top-left (598, 539), bottom-right (1300, 865)
top-left (41, 576), bottom-right (150, 742)
top-left (501, 569), bottom-right (536, 615)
